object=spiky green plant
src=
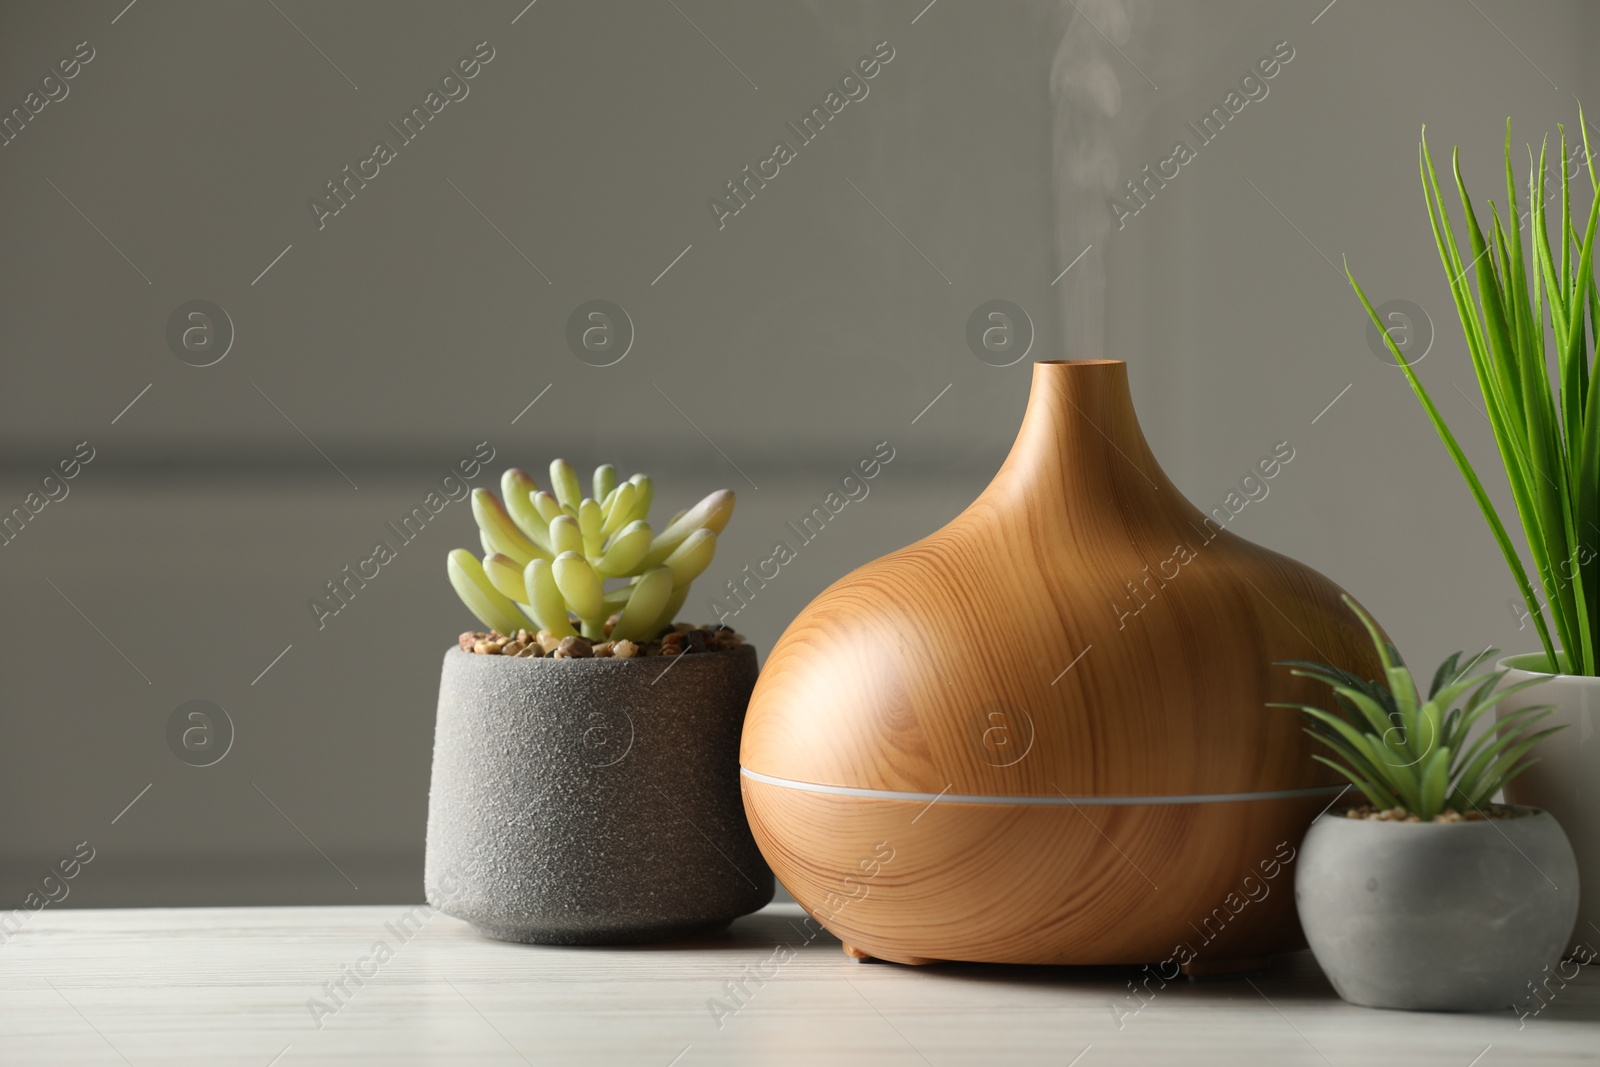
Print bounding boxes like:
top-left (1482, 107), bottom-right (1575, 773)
top-left (1273, 598), bottom-right (1562, 821)
top-left (446, 460), bottom-right (733, 642)
top-left (1347, 116), bottom-right (1599, 676)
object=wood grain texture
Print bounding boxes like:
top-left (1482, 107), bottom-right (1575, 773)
top-left (742, 778), bottom-right (1318, 967)
top-left (740, 360), bottom-right (1385, 964)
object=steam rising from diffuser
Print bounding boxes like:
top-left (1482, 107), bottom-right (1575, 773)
top-left (1050, 0), bottom-right (1138, 359)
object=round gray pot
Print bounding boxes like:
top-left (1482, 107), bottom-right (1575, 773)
top-left (1296, 807), bottom-right (1578, 1011)
top-left (424, 644), bottom-right (773, 944)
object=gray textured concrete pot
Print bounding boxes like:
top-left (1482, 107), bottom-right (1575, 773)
top-left (1295, 807), bottom-right (1578, 1011)
top-left (424, 644), bottom-right (773, 944)
top-left (1496, 654), bottom-right (1600, 955)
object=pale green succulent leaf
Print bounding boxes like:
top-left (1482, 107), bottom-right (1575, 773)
top-left (447, 548), bottom-right (527, 637)
top-left (628, 474), bottom-right (654, 522)
top-left (612, 567), bottom-right (673, 642)
top-left (664, 528), bottom-right (717, 590)
top-left (602, 483), bottom-right (636, 537)
top-left (595, 520), bottom-right (652, 577)
top-left (549, 458), bottom-right (582, 510)
top-left (521, 558), bottom-right (576, 638)
top-left (471, 489), bottom-right (548, 566)
top-left (548, 514), bottom-right (583, 557)
top-left (578, 499), bottom-right (604, 557)
top-left (482, 552), bottom-right (529, 602)
top-left (452, 463), bottom-right (735, 642)
top-left (501, 468), bottom-right (551, 550)
top-left (649, 585), bottom-right (690, 636)
top-left (552, 551), bottom-right (604, 625)
top-left (593, 464), bottom-right (618, 502)
top-left (640, 490), bottom-right (735, 568)
top-left (532, 490), bottom-right (564, 524)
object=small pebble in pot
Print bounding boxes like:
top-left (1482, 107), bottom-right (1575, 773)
top-left (459, 623), bottom-right (748, 657)
top-left (554, 635), bottom-right (594, 659)
top-left (1342, 803), bottom-right (1512, 822)
top-left (708, 629), bottom-right (743, 651)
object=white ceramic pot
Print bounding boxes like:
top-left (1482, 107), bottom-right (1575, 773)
top-left (1497, 654), bottom-right (1600, 954)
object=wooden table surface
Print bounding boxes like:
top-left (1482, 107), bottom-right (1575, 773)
top-left (2, 903), bottom-right (1595, 1066)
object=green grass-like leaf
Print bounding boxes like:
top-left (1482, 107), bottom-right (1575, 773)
top-left (1349, 115), bottom-right (1599, 676)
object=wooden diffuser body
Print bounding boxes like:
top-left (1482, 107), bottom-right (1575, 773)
top-left (740, 360), bottom-right (1383, 968)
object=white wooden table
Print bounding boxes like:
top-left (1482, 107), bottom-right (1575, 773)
top-left (2, 904), bottom-right (1595, 1065)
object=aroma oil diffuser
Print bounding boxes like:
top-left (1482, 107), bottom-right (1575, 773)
top-left (740, 360), bottom-right (1383, 971)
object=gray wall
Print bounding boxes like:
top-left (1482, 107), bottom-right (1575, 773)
top-left (2, 0), bottom-right (1593, 907)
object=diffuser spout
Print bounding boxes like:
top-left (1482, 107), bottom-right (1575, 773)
top-left (989, 360), bottom-right (1170, 510)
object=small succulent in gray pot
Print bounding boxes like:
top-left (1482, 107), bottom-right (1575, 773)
top-left (1273, 598), bottom-right (1578, 1011)
top-left (424, 459), bottom-right (773, 944)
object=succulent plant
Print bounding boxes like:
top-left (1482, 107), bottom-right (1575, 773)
top-left (1273, 597), bottom-right (1563, 821)
top-left (447, 460), bottom-right (733, 643)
